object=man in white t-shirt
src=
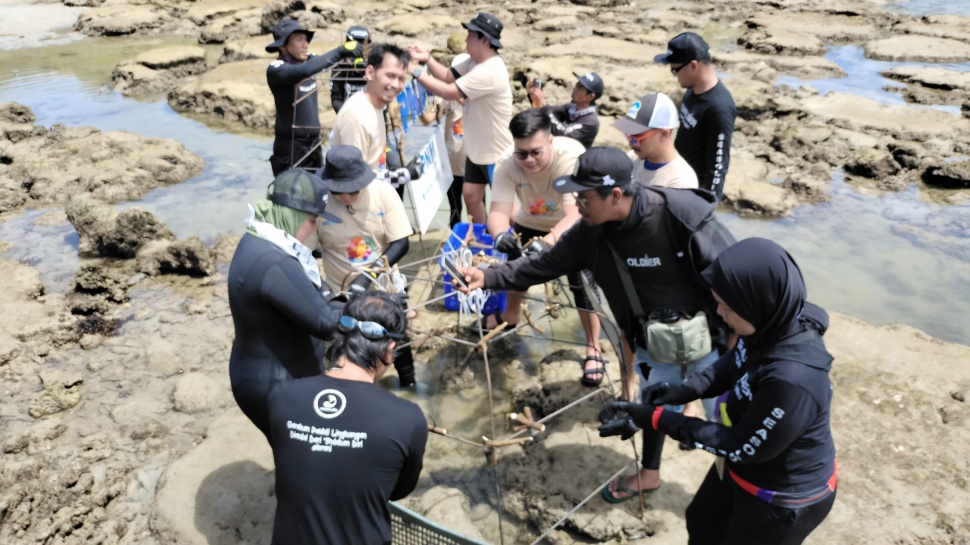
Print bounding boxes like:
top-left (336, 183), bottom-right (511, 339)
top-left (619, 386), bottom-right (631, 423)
top-left (407, 13), bottom-right (514, 224)
top-left (330, 43), bottom-right (410, 174)
top-left (613, 92), bottom-right (698, 190)
top-left (484, 108), bottom-right (608, 387)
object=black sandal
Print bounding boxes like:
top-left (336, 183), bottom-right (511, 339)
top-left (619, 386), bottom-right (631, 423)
top-left (581, 355), bottom-right (607, 387)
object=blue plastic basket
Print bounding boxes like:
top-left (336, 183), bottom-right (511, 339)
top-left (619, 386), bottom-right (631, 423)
top-left (440, 223), bottom-right (507, 314)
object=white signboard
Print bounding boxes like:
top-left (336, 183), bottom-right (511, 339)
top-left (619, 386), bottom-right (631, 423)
top-left (402, 125), bottom-right (453, 235)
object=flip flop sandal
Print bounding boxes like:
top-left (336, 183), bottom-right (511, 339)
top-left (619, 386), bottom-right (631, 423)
top-left (580, 355), bottom-right (607, 387)
top-left (601, 476), bottom-right (661, 504)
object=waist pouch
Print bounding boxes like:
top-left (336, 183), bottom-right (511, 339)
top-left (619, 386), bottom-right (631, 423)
top-left (644, 311), bottom-right (712, 364)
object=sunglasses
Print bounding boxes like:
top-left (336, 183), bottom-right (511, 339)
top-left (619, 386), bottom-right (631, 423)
top-left (670, 62), bottom-right (690, 75)
top-left (628, 129), bottom-right (660, 148)
top-left (331, 190), bottom-right (361, 196)
top-left (513, 147), bottom-right (545, 161)
top-left (338, 315), bottom-right (404, 340)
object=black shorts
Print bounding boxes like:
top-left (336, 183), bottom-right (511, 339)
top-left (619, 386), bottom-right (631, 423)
top-left (464, 158), bottom-right (494, 185)
top-left (512, 223), bottom-right (591, 310)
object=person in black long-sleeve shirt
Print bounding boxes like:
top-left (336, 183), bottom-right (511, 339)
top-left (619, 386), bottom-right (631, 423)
top-left (265, 19), bottom-right (362, 175)
top-left (654, 32), bottom-right (736, 199)
top-left (267, 292), bottom-right (428, 545)
top-left (330, 25), bottom-right (370, 113)
top-left (228, 168), bottom-right (344, 437)
top-left (526, 71), bottom-right (604, 149)
top-left (601, 237), bottom-right (837, 545)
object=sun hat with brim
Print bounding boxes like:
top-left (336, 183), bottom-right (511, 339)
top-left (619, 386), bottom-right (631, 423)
top-left (266, 19), bottom-right (314, 53)
top-left (553, 147), bottom-right (634, 194)
top-left (319, 145), bottom-right (377, 194)
top-left (461, 12), bottom-right (504, 49)
top-left (267, 168), bottom-right (341, 223)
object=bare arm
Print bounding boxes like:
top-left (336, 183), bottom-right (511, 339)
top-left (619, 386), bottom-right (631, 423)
top-left (544, 203), bottom-right (580, 244)
top-left (486, 202), bottom-right (514, 239)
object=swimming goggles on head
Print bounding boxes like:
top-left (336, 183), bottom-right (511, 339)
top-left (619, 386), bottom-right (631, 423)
top-left (338, 315), bottom-right (404, 340)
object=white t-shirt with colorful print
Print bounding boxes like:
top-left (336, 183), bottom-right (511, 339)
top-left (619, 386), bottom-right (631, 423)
top-left (491, 136), bottom-right (584, 231)
top-left (311, 181), bottom-right (413, 289)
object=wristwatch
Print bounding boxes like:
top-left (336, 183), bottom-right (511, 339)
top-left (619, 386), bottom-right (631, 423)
top-left (412, 66), bottom-right (425, 79)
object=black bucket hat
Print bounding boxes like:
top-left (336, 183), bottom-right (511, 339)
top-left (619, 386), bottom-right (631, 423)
top-left (320, 146), bottom-right (377, 194)
top-left (462, 13), bottom-right (504, 49)
top-left (267, 168), bottom-right (342, 223)
top-left (266, 19), bottom-right (314, 53)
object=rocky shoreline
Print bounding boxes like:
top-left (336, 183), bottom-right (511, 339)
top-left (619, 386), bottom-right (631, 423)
top-left (1, 0), bottom-right (969, 543)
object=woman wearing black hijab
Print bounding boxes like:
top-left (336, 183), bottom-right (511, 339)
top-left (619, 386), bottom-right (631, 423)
top-left (600, 238), bottom-right (837, 545)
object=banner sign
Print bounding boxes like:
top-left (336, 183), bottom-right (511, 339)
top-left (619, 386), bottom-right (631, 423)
top-left (401, 125), bottom-right (453, 235)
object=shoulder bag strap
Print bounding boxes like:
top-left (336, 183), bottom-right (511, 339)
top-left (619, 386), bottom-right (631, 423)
top-left (603, 239), bottom-right (646, 321)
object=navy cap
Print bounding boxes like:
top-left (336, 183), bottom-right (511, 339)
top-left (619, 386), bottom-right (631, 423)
top-left (573, 71), bottom-right (605, 100)
top-left (319, 145), bottom-right (377, 194)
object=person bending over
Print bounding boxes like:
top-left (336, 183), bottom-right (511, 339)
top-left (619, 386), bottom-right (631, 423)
top-left (228, 168), bottom-right (344, 437)
top-left (599, 237), bottom-right (837, 545)
top-left (486, 107), bottom-right (606, 386)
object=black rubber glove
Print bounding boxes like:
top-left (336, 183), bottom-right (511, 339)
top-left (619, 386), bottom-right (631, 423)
top-left (339, 40), bottom-right (364, 61)
top-left (522, 237), bottom-right (551, 256)
top-left (597, 415), bottom-right (640, 440)
top-left (603, 401), bottom-right (656, 430)
top-left (405, 156), bottom-right (424, 180)
top-left (641, 382), bottom-right (698, 406)
top-left (492, 231), bottom-right (522, 259)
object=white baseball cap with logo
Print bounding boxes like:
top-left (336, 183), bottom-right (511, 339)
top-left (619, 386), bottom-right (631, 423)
top-left (612, 92), bottom-right (679, 135)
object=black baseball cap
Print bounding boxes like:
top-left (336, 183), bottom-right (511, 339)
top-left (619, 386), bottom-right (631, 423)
top-left (319, 145), bottom-right (377, 194)
top-left (552, 147), bottom-right (634, 194)
top-left (573, 71), bottom-right (605, 100)
top-left (653, 32), bottom-right (711, 65)
top-left (267, 168), bottom-right (342, 223)
top-left (266, 19), bottom-right (314, 53)
top-left (462, 13), bottom-right (504, 49)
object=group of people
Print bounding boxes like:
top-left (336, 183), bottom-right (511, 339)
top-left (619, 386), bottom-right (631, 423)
top-left (224, 12), bottom-right (836, 545)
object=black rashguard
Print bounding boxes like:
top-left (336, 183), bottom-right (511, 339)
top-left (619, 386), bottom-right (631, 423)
top-left (267, 49), bottom-right (343, 172)
top-left (228, 233), bottom-right (341, 437)
top-left (330, 64), bottom-right (367, 113)
top-left (547, 103), bottom-right (599, 149)
top-left (656, 328), bottom-right (837, 502)
top-left (268, 374), bottom-right (428, 545)
top-left (674, 81), bottom-right (736, 199)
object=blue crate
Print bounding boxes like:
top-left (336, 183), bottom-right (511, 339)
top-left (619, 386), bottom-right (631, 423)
top-left (440, 223), bottom-right (507, 314)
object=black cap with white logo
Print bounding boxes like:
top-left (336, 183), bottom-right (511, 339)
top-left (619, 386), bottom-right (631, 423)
top-left (572, 71), bottom-right (605, 100)
top-left (653, 32), bottom-right (711, 65)
top-left (552, 147), bottom-right (634, 194)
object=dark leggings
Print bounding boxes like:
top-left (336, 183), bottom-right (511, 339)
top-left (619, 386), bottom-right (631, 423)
top-left (512, 223), bottom-right (590, 309)
top-left (270, 136), bottom-right (323, 176)
top-left (686, 464), bottom-right (837, 545)
top-left (448, 175), bottom-right (464, 228)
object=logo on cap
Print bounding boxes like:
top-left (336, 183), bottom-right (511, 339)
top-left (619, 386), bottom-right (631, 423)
top-left (603, 175), bottom-right (615, 186)
top-left (313, 389), bottom-right (347, 419)
top-left (583, 73), bottom-right (594, 81)
top-left (626, 101), bottom-right (641, 119)
top-left (555, 179), bottom-right (565, 186)
top-left (322, 194), bottom-right (329, 204)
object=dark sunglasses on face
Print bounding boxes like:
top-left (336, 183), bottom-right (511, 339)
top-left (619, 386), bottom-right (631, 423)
top-left (338, 315), bottom-right (404, 340)
top-left (670, 62), bottom-right (690, 75)
top-left (513, 147), bottom-right (544, 161)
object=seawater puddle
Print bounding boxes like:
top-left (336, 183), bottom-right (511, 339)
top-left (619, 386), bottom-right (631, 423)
top-left (0, 71), bottom-right (272, 292)
top-left (719, 173), bottom-right (970, 345)
top-left (776, 45), bottom-right (970, 114)
top-left (887, 0), bottom-right (970, 17)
